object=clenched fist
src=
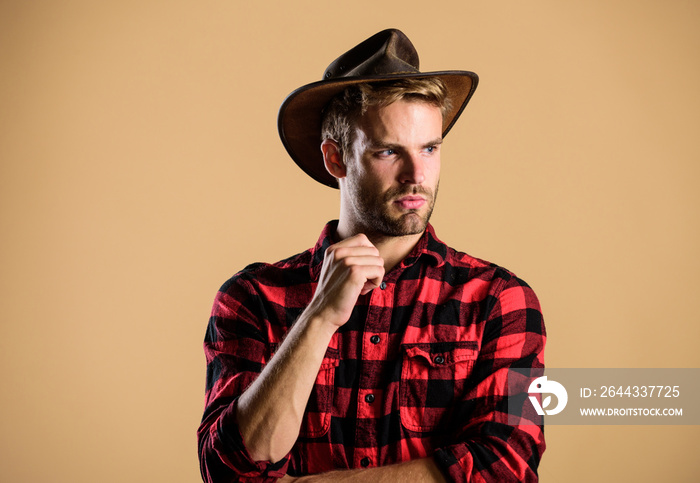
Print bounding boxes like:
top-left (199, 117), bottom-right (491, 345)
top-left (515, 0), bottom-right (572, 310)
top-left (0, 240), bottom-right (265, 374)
top-left (306, 233), bottom-right (385, 329)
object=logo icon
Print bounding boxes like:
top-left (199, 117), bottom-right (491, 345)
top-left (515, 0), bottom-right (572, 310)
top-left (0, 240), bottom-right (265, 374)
top-left (528, 376), bottom-right (568, 416)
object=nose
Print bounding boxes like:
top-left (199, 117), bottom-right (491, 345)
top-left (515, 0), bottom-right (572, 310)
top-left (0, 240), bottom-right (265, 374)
top-left (398, 152), bottom-right (425, 185)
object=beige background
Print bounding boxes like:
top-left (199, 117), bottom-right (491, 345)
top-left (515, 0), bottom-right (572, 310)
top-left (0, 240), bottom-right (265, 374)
top-left (1, 1), bottom-right (698, 481)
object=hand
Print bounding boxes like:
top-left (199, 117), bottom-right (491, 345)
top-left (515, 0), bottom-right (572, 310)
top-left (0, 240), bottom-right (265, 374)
top-left (306, 233), bottom-right (384, 329)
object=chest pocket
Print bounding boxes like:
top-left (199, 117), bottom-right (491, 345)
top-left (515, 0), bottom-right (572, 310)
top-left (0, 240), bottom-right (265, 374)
top-left (399, 341), bottom-right (478, 432)
top-left (298, 346), bottom-right (340, 438)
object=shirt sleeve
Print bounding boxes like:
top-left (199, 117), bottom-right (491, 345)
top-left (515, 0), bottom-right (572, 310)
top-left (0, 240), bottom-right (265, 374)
top-left (433, 273), bottom-right (546, 483)
top-left (197, 274), bottom-right (291, 482)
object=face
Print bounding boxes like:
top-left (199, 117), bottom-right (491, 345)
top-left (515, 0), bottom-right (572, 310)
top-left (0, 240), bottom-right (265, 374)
top-left (341, 99), bottom-right (443, 237)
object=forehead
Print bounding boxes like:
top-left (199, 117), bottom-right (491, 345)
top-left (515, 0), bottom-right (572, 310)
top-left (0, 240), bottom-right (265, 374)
top-left (355, 99), bottom-right (443, 145)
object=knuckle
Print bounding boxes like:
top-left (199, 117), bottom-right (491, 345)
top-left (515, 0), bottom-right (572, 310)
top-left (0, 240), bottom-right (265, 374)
top-left (348, 265), bottom-right (364, 279)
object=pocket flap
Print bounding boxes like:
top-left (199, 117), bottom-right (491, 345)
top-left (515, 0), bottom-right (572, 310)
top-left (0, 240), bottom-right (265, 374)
top-left (319, 346), bottom-right (340, 370)
top-left (402, 341), bottom-right (478, 367)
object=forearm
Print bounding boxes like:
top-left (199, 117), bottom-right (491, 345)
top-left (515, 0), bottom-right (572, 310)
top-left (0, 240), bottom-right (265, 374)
top-left (236, 311), bottom-right (337, 463)
top-left (281, 457), bottom-right (446, 483)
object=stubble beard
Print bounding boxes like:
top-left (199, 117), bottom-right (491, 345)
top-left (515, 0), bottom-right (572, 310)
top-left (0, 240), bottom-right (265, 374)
top-left (350, 179), bottom-right (439, 238)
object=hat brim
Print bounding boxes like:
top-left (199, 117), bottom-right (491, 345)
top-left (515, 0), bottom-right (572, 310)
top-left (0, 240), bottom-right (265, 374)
top-left (278, 70), bottom-right (479, 188)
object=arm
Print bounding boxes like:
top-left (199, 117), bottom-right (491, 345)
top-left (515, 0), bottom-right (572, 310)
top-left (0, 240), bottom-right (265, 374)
top-left (235, 311), bottom-right (336, 463)
top-left (238, 234), bottom-right (385, 462)
top-left (198, 234), bottom-right (384, 480)
top-left (433, 274), bottom-right (546, 482)
top-left (281, 457), bottom-right (446, 483)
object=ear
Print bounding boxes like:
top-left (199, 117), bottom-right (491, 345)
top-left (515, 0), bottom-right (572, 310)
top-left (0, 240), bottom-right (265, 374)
top-left (321, 139), bottom-right (347, 179)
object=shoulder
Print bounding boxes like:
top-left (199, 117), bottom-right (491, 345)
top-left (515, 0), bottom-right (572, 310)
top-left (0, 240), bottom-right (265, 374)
top-left (439, 248), bottom-right (546, 348)
top-left (218, 247), bottom-right (315, 295)
top-left (442, 244), bottom-right (542, 311)
top-left (425, 226), bottom-right (529, 292)
top-left (208, 248), bottom-right (317, 336)
top-left (442, 244), bottom-right (524, 287)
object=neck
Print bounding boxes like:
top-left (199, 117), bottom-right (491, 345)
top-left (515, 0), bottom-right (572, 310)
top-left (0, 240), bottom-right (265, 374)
top-left (335, 220), bottom-right (424, 273)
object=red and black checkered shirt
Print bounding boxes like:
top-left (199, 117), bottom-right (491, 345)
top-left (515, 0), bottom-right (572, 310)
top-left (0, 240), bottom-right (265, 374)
top-left (198, 221), bottom-right (546, 482)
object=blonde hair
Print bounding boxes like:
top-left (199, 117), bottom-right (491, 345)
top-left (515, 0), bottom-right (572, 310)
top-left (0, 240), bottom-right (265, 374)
top-left (321, 78), bottom-right (450, 163)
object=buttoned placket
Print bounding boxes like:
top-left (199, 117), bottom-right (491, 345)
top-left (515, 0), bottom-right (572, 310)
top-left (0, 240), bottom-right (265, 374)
top-left (353, 277), bottom-right (394, 468)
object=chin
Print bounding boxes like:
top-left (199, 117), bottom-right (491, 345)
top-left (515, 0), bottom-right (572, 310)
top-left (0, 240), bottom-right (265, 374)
top-left (382, 212), bottom-right (430, 236)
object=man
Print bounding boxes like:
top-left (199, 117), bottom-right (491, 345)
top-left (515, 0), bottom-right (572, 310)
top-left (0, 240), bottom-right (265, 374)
top-left (198, 29), bottom-right (546, 482)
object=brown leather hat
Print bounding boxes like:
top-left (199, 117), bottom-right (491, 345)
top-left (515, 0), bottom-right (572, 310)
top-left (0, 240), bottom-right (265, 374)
top-left (277, 28), bottom-right (479, 188)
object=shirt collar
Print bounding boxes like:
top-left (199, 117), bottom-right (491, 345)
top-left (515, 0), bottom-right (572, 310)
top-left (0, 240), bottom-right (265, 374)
top-left (309, 220), bottom-right (446, 279)
top-left (399, 222), bottom-right (446, 269)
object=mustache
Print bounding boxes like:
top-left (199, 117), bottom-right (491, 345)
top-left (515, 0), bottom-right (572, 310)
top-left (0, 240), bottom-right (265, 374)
top-left (383, 185), bottom-right (433, 201)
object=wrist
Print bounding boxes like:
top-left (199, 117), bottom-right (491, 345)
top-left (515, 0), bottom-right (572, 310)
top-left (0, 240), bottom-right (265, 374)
top-left (299, 302), bottom-right (345, 336)
top-left (298, 310), bottom-right (340, 341)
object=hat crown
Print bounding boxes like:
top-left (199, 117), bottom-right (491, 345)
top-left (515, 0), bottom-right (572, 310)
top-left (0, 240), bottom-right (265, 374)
top-left (323, 29), bottom-right (420, 81)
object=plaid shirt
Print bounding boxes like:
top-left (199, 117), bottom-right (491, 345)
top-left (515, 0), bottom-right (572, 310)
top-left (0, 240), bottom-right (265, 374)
top-left (198, 221), bottom-right (546, 482)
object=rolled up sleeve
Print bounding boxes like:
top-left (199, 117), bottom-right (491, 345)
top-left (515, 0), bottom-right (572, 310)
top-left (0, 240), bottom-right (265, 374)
top-left (197, 275), bottom-right (291, 482)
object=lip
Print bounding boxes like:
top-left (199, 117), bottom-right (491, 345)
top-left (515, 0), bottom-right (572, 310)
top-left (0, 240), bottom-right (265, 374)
top-left (394, 195), bottom-right (426, 210)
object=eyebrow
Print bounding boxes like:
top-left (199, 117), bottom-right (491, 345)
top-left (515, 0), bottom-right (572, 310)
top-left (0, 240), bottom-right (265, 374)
top-left (367, 137), bottom-right (444, 150)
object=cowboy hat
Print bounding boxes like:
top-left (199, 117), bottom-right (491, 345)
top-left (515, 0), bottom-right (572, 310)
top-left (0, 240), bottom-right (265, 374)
top-left (277, 28), bottom-right (479, 188)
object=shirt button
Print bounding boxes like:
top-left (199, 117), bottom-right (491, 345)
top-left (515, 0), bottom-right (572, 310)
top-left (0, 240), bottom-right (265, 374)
top-left (360, 457), bottom-right (370, 467)
top-left (365, 393), bottom-right (375, 403)
top-left (434, 355), bottom-right (445, 365)
top-left (370, 335), bottom-right (381, 344)
top-left (379, 282), bottom-right (386, 290)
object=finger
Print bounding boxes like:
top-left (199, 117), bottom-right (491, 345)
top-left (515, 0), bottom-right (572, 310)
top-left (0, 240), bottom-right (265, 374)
top-left (332, 245), bottom-right (380, 258)
top-left (340, 257), bottom-right (384, 281)
top-left (366, 269), bottom-right (384, 291)
top-left (360, 278), bottom-right (383, 295)
top-left (355, 265), bottom-right (385, 295)
top-left (326, 245), bottom-right (381, 265)
top-left (337, 254), bottom-right (385, 269)
top-left (332, 233), bottom-right (375, 249)
top-left (360, 281), bottom-right (379, 295)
